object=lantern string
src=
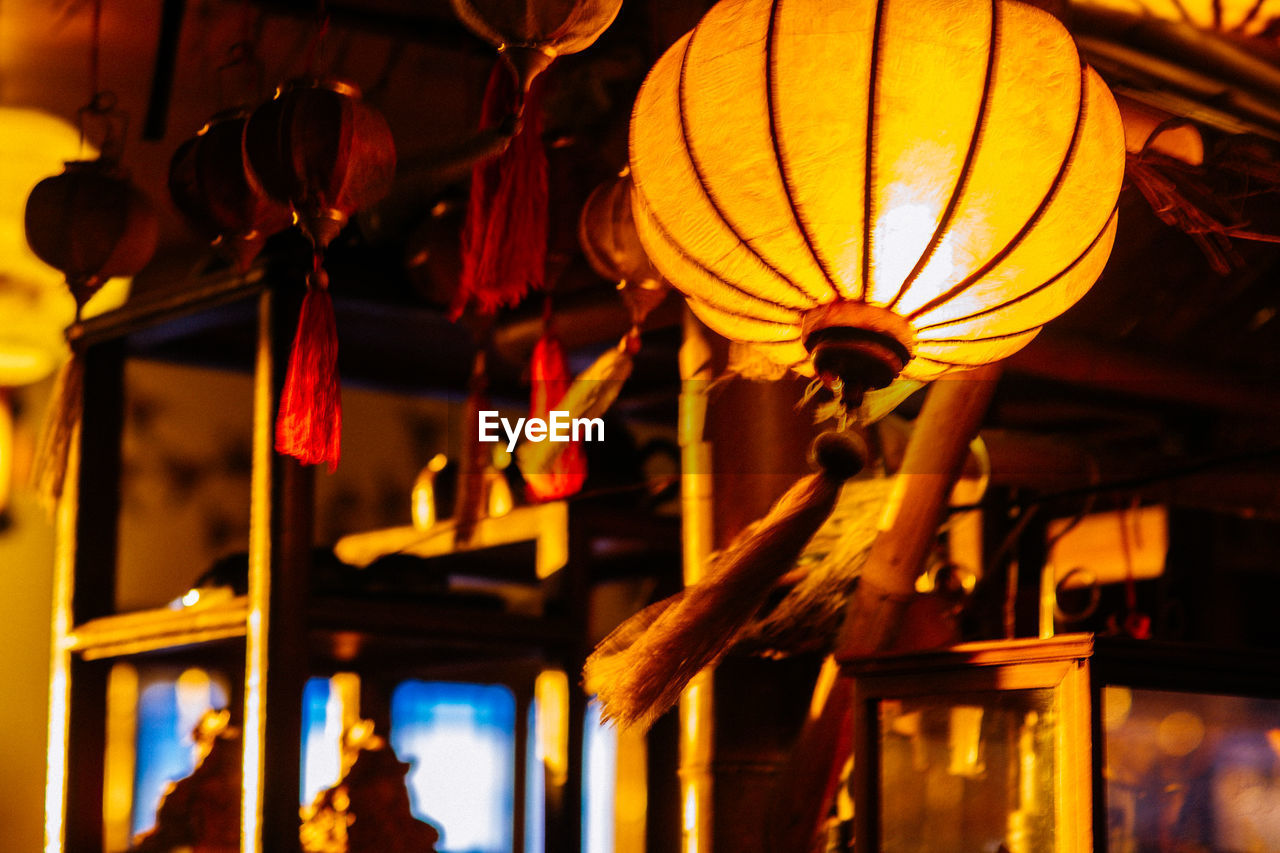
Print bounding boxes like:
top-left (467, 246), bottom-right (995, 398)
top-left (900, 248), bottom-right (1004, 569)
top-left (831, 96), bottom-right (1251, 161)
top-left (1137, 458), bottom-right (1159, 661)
top-left (90, 0), bottom-right (102, 104)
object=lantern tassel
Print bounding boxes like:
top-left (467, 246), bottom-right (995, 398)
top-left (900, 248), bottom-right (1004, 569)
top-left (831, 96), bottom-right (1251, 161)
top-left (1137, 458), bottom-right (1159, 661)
top-left (583, 429), bottom-right (866, 730)
top-left (452, 60), bottom-right (548, 318)
top-left (31, 350), bottom-right (85, 510)
top-left (522, 318), bottom-right (587, 502)
top-left (275, 267), bottom-right (341, 470)
top-left (518, 328), bottom-right (639, 494)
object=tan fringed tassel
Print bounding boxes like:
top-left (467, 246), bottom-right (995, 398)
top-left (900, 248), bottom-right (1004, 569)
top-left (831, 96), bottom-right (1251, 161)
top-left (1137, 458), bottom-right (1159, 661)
top-left (516, 327), bottom-right (639, 482)
top-left (583, 429), bottom-right (867, 730)
top-left (32, 349), bottom-right (85, 511)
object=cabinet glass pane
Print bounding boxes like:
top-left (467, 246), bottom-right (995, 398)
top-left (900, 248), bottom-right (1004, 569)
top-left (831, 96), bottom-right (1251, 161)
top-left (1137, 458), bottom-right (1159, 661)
top-left (878, 688), bottom-right (1057, 853)
top-left (391, 680), bottom-right (516, 853)
top-left (1103, 686), bottom-right (1280, 852)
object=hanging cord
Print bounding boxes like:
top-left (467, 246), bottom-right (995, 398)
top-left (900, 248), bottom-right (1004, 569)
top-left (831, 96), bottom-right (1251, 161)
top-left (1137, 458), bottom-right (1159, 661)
top-left (304, 0), bottom-right (329, 77)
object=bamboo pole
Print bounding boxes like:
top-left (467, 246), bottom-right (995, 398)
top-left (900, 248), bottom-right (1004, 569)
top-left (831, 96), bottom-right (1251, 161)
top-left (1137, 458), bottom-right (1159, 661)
top-left (767, 363), bottom-right (1002, 852)
top-left (678, 309), bottom-right (715, 853)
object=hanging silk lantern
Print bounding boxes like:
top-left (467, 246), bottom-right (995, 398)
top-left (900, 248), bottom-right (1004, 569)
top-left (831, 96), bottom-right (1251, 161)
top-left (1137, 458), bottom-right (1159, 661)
top-left (169, 109), bottom-right (292, 273)
top-left (25, 158), bottom-right (158, 503)
top-left (449, 0), bottom-right (625, 94)
top-left (243, 78), bottom-right (396, 470)
top-left (26, 161), bottom-right (158, 307)
top-left (516, 171), bottom-right (669, 489)
top-left (243, 79), bottom-right (396, 252)
top-left (631, 0), bottom-right (1126, 414)
top-left (449, 0), bottom-right (623, 317)
top-left (0, 108), bottom-right (129, 387)
top-left (579, 168), bottom-right (668, 325)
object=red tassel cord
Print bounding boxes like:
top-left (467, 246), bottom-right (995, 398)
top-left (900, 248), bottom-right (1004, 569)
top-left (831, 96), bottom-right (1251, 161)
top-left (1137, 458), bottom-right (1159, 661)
top-left (452, 61), bottom-right (548, 318)
top-left (275, 266), bottom-right (341, 470)
top-left (524, 322), bottom-right (587, 501)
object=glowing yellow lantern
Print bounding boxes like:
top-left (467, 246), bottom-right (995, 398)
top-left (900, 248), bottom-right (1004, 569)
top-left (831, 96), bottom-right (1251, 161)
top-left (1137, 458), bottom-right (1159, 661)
top-left (631, 0), bottom-right (1125, 409)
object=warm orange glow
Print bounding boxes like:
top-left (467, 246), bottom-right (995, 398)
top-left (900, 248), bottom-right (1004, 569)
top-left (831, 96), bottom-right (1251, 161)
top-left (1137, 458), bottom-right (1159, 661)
top-left (535, 669), bottom-right (570, 787)
top-left (1077, 0), bottom-right (1279, 33)
top-left (631, 0), bottom-right (1125, 389)
top-left (411, 453), bottom-right (449, 531)
top-left (0, 394), bottom-right (11, 513)
top-left (0, 109), bottom-right (128, 387)
top-left (44, 428), bottom-right (79, 853)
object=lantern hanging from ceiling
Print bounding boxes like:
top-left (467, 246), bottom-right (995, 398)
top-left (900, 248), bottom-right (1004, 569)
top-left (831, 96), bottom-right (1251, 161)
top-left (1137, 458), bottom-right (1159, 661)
top-left (169, 109), bottom-right (293, 273)
top-left (24, 155), bottom-right (158, 503)
top-left (448, 0), bottom-right (623, 317)
top-left (579, 168), bottom-right (668, 326)
top-left (25, 161), bottom-right (158, 309)
top-left (243, 78), bottom-right (396, 470)
top-left (449, 0), bottom-right (625, 94)
top-left (0, 108), bottom-right (128, 387)
top-left (516, 170), bottom-right (671, 492)
top-left (630, 0), bottom-right (1126, 413)
top-left (243, 79), bottom-right (396, 253)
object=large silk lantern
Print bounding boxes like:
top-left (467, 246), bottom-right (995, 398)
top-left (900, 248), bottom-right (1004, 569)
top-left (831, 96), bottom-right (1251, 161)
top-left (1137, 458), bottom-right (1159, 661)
top-left (631, 0), bottom-right (1126, 413)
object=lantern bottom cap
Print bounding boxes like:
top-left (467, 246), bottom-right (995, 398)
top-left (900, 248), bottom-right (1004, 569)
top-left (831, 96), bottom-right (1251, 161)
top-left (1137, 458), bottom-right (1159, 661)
top-left (800, 302), bottom-right (914, 403)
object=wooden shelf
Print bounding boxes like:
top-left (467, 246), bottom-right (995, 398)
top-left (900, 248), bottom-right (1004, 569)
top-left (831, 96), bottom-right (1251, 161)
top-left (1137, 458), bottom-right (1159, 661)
top-left (68, 597), bottom-right (249, 660)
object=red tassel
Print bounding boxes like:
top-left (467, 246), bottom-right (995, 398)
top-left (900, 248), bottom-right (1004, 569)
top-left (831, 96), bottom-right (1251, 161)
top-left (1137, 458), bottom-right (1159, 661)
top-left (275, 269), bottom-right (341, 470)
top-left (525, 326), bottom-right (588, 501)
top-left (452, 61), bottom-right (548, 318)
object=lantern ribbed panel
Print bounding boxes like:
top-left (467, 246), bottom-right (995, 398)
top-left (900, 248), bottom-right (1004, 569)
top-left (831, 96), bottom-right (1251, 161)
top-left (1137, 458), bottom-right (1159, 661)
top-left (631, 0), bottom-right (1125, 382)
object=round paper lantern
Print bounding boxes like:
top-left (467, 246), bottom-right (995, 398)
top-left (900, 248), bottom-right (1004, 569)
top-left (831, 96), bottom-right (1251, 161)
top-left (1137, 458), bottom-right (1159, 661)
top-left (579, 169), bottom-right (668, 323)
top-left (170, 109), bottom-right (293, 273)
top-left (25, 160), bottom-right (159, 307)
top-left (242, 78), bottom-right (396, 251)
top-left (631, 0), bottom-right (1125, 408)
top-left (450, 0), bottom-right (624, 90)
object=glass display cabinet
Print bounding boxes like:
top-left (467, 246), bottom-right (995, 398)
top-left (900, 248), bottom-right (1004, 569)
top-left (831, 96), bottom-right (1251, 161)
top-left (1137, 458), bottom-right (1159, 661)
top-left (45, 265), bottom-right (678, 853)
top-left (841, 634), bottom-right (1280, 853)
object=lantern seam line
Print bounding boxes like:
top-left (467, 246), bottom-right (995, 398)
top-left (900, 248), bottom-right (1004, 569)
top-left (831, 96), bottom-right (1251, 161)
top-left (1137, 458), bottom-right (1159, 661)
top-left (675, 15), bottom-right (816, 305)
top-left (914, 204), bottom-right (1118, 336)
top-left (884, 0), bottom-right (1000, 314)
top-left (765, 0), bottom-right (846, 300)
top-left (905, 56), bottom-right (1090, 324)
top-left (859, 0), bottom-right (888, 302)
top-left (634, 189), bottom-right (808, 320)
top-left (686, 295), bottom-right (801, 343)
top-left (1169, 0), bottom-right (1195, 27)
top-left (1238, 0), bottom-right (1267, 31)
